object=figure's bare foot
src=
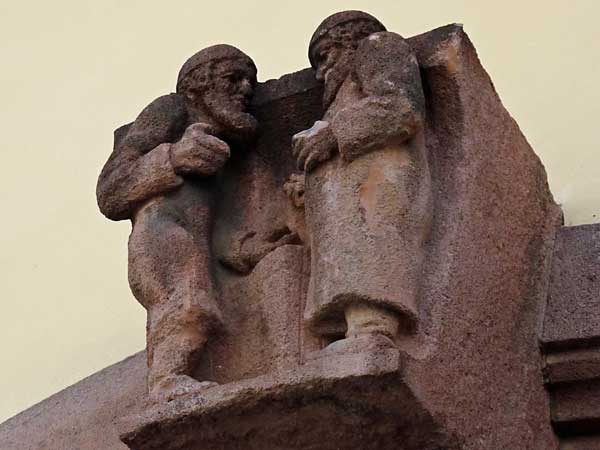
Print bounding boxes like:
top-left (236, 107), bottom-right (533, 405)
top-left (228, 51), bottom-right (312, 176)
top-left (149, 374), bottom-right (218, 402)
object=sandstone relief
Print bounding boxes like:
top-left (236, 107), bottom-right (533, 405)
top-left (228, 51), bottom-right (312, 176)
top-left (98, 11), bottom-right (563, 450)
top-left (6, 9), bottom-right (600, 450)
top-left (97, 45), bottom-right (259, 402)
top-left (293, 11), bottom-right (433, 355)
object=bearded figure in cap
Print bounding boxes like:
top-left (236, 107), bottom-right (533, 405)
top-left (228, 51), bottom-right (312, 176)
top-left (292, 11), bottom-right (433, 353)
top-left (97, 45), bottom-right (257, 401)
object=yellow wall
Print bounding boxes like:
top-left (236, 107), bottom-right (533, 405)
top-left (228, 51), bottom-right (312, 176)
top-left (1, 0), bottom-right (598, 423)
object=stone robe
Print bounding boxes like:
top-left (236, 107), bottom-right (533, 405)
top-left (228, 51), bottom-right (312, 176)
top-left (304, 32), bottom-right (433, 334)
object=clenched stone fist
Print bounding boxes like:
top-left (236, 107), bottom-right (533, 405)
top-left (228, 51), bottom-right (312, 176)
top-left (170, 123), bottom-right (230, 176)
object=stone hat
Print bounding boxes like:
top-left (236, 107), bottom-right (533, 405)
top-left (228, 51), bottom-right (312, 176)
top-left (176, 44), bottom-right (256, 92)
top-left (309, 10), bottom-right (386, 67)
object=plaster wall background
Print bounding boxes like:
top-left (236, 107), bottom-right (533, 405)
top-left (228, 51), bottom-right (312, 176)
top-left (0, 0), bottom-right (598, 423)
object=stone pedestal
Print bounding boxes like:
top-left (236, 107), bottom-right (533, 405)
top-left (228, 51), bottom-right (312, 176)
top-left (120, 348), bottom-right (461, 450)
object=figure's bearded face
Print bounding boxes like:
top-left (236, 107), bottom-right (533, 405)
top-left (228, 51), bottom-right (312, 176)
top-left (190, 58), bottom-right (258, 143)
top-left (312, 37), bottom-right (356, 109)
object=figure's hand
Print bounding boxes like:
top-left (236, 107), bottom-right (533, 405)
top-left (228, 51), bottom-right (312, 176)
top-left (170, 123), bottom-right (230, 176)
top-left (292, 120), bottom-right (337, 172)
top-left (220, 226), bottom-right (301, 274)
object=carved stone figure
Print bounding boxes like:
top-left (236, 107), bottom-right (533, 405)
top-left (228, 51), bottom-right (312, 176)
top-left (96, 44), bottom-right (257, 402)
top-left (292, 11), bottom-right (433, 351)
top-left (3, 14), bottom-right (574, 450)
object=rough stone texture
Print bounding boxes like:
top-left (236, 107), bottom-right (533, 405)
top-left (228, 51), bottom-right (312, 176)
top-left (201, 69), bottom-right (324, 380)
top-left (0, 353), bottom-right (147, 450)
top-left (542, 224), bottom-right (600, 351)
top-left (546, 347), bottom-right (600, 385)
top-left (399, 24), bottom-right (561, 449)
top-left (0, 63), bottom-right (324, 450)
top-left (121, 22), bottom-right (561, 450)
top-left (299, 29), bottom-right (432, 336)
top-left (96, 45), bottom-right (262, 402)
top-left (551, 380), bottom-right (600, 435)
top-left (1, 19), bottom-right (568, 450)
top-left (561, 436), bottom-right (600, 450)
top-left (121, 348), bottom-right (461, 450)
top-left (542, 224), bottom-right (600, 444)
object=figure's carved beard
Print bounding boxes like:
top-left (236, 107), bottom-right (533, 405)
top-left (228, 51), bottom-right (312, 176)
top-left (203, 92), bottom-right (258, 144)
top-left (322, 53), bottom-right (353, 110)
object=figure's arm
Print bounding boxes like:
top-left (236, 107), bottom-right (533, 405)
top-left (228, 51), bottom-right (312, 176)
top-left (292, 120), bottom-right (338, 172)
top-left (330, 32), bottom-right (426, 162)
top-left (96, 142), bottom-right (183, 221)
top-left (96, 94), bottom-right (188, 221)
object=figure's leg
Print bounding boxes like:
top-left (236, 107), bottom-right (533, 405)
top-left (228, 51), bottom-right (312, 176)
top-left (146, 303), bottom-right (218, 401)
top-left (345, 303), bottom-right (399, 341)
top-left (128, 201), bottom-right (222, 402)
top-left (316, 303), bottom-right (399, 356)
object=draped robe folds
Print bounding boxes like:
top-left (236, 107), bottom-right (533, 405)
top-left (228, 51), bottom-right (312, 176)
top-left (303, 32), bottom-right (433, 335)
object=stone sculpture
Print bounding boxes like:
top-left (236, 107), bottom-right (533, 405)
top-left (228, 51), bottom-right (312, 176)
top-left (292, 11), bottom-right (433, 352)
top-left (10, 9), bottom-right (596, 450)
top-left (96, 44), bottom-right (258, 402)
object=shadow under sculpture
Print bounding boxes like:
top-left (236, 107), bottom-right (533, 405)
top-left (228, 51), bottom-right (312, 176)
top-left (97, 45), bottom-right (258, 402)
top-left (292, 11), bottom-right (433, 352)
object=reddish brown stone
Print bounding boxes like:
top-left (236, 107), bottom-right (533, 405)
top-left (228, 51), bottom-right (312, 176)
top-left (96, 45), bottom-right (261, 403)
top-left (561, 436), bottom-right (600, 450)
top-left (545, 348), bottom-right (600, 385)
top-left (550, 380), bottom-right (600, 435)
top-left (0, 15), bottom-right (568, 450)
top-left (0, 353), bottom-right (146, 450)
top-left (121, 347), bottom-right (463, 450)
top-left (296, 14), bottom-right (431, 345)
top-left (120, 20), bottom-right (561, 450)
top-left (542, 224), bottom-right (600, 351)
top-left (542, 224), bottom-right (600, 444)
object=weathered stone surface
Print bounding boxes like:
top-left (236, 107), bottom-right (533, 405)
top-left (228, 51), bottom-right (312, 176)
top-left (97, 44), bottom-right (261, 402)
top-left (551, 380), bottom-right (600, 435)
top-left (542, 224), bottom-right (600, 444)
top-left (546, 347), bottom-right (600, 385)
top-left (2, 16), bottom-right (568, 450)
top-left (561, 436), bottom-right (600, 450)
top-left (542, 224), bottom-right (600, 351)
top-left (398, 23), bottom-right (560, 449)
top-left (121, 347), bottom-right (461, 450)
top-left (0, 353), bottom-right (147, 450)
top-left (0, 66), bottom-right (323, 449)
top-left (195, 245), bottom-right (308, 383)
top-left (121, 21), bottom-right (561, 450)
top-left (200, 69), bottom-right (323, 380)
top-left (295, 13), bottom-right (432, 347)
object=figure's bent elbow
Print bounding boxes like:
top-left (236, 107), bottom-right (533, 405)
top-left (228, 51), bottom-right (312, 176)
top-left (96, 174), bottom-right (132, 221)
